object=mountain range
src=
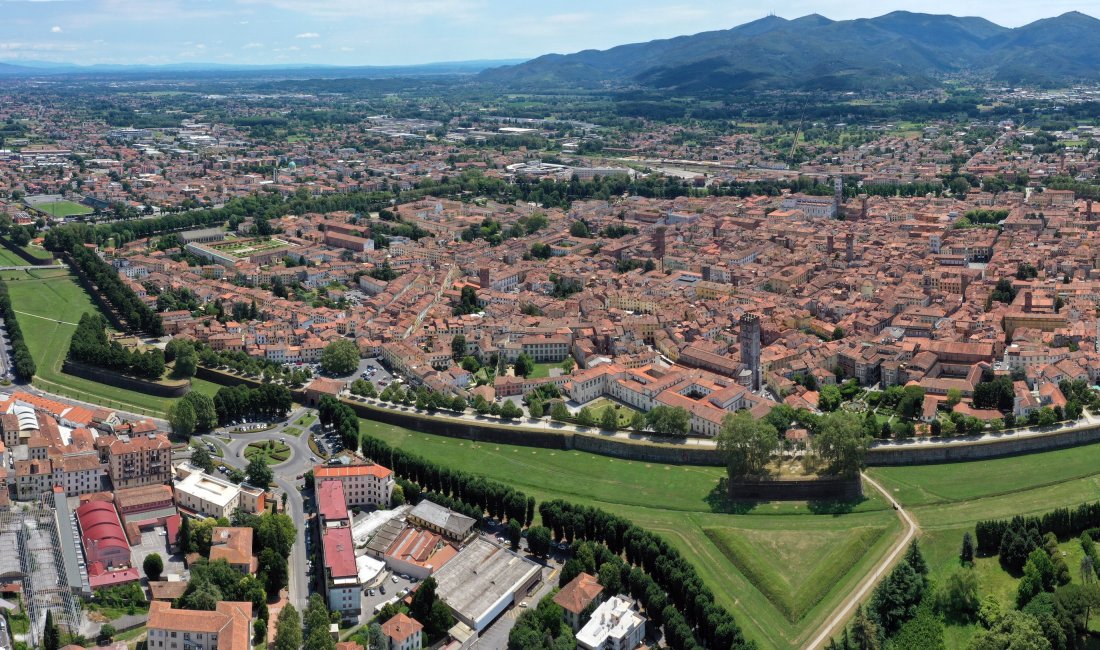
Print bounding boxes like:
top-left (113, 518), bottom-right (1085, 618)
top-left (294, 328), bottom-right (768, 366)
top-left (479, 11), bottom-right (1100, 92)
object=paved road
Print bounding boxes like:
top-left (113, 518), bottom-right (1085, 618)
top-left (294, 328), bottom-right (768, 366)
top-left (805, 473), bottom-right (919, 650)
top-left (203, 407), bottom-right (318, 612)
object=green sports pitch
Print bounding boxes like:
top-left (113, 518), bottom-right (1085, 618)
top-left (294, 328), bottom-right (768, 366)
top-left (35, 200), bottom-right (93, 217)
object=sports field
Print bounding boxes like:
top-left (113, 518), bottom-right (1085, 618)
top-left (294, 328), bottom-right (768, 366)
top-left (35, 200), bottom-right (93, 217)
top-left (2, 269), bottom-right (220, 416)
top-left (360, 418), bottom-right (901, 649)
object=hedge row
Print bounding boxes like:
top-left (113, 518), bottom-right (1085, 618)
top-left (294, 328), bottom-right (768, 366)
top-left (360, 434), bottom-right (530, 525)
top-left (63, 245), bottom-right (162, 335)
top-left (975, 500), bottom-right (1100, 555)
top-left (0, 281), bottom-right (36, 380)
top-left (538, 499), bottom-right (750, 650)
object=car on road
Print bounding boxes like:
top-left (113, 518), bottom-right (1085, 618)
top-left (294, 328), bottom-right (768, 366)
top-left (379, 585), bottom-right (386, 594)
top-left (519, 601), bottom-right (528, 608)
top-left (310, 456), bottom-right (318, 462)
top-left (391, 575), bottom-right (398, 583)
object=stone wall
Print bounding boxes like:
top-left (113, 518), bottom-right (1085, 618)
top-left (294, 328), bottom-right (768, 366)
top-left (0, 239), bottom-right (54, 266)
top-left (62, 359), bottom-right (191, 397)
top-left (573, 434), bottom-right (725, 466)
top-left (867, 425), bottom-right (1100, 465)
top-left (726, 476), bottom-right (863, 500)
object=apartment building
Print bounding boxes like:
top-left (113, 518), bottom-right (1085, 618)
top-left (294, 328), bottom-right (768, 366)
top-left (146, 600), bottom-right (252, 650)
top-left (102, 433), bottom-right (172, 489)
top-left (312, 463), bottom-right (394, 509)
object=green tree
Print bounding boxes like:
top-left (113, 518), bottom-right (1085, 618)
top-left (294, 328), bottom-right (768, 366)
top-left (273, 604), bottom-right (302, 650)
top-left (814, 411), bottom-right (870, 477)
top-left (969, 610), bottom-right (1051, 650)
top-left (576, 406), bottom-right (596, 427)
top-left (600, 407), bottom-right (618, 431)
top-left (527, 526), bottom-right (552, 556)
top-left (320, 339), bottom-right (359, 375)
top-left (167, 399), bottom-right (196, 438)
top-left (550, 402), bottom-right (570, 422)
top-left (717, 411), bottom-right (778, 478)
top-left (451, 334), bottom-right (466, 361)
top-left (818, 384), bottom-right (843, 412)
top-left (143, 553), bottom-right (164, 581)
top-left (645, 405), bottom-right (692, 436)
top-left (190, 446), bottom-right (215, 473)
top-left (99, 623), bottom-right (117, 642)
top-left (514, 353), bottom-right (534, 378)
top-left (247, 455), bottom-right (274, 488)
top-left (43, 610), bottom-right (60, 650)
top-left (946, 388), bottom-right (963, 408)
top-left (935, 568), bottom-right (980, 623)
top-left (183, 393), bottom-right (218, 432)
top-left (961, 532), bottom-right (975, 565)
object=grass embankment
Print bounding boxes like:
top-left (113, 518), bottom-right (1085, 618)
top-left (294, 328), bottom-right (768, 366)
top-left (3, 269), bottom-right (221, 416)
top-left (868, 443), bottom-right (1100, 646)
top-left (360, 419), bottom-right (899, 649)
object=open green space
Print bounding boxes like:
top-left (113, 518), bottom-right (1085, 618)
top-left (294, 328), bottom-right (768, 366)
top-left (526, 361), bottom-right (563, 379)
top-left (34, 199), bottom-right (93, 217)
top-left (868, 444), bottom-right (1100, 647)
top-left (586, 397), bottom-right (640, 427)
top-left (3, 268), bottom-right (219, 416)
top-left (244, 440), bottom-right (292, 465)
top-left (0, 245), bottom-right (27, 266)
top-left (359, 418), bottom-right (899, 649)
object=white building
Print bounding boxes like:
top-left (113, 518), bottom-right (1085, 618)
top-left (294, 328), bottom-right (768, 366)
top-left (173, 463), bottom-right (265, 519)
top-left (576, 596), bottom-right (646, 650)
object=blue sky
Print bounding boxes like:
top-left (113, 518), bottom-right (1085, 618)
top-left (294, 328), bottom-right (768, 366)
top-left (0, 0), bottom-right (1097, 66)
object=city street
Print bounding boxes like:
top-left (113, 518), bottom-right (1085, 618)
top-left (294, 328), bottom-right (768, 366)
top-left (201, 406), bottom-right (318, 612)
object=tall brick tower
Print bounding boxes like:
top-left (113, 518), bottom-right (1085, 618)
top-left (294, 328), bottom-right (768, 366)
top-left (740, 313), bottom-right (761, 392)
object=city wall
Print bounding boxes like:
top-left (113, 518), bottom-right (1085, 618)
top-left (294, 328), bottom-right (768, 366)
top-left (62, 359), bottom-right (191, 398)
top-left (867, 424), bottom-right (1100, 465)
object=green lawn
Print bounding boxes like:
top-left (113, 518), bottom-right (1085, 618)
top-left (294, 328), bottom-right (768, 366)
top-left (35, 199), bottom-right (93, 217)
top-left (3, 269), bottom-right (214, 416)
top-left (359, 418), bottom-right (899, 649)
top-left (586, 398), bottom-right (639, 427)
top-left (527, 362), bottom-right (565, 379)
top-left (244, 440), bottom-right (292, 465)
top-left (0, 245), bottom-right (27, 266)
top-left (868, 444), bottom-right (1100, 646)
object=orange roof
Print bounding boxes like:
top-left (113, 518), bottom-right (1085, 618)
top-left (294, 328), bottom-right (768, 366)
top-left (553, 572), bottom-right (603, 614)
top-left (381, 613), bottom-right (423, 643)
top-left (314, 463), bottom-right (392, 479)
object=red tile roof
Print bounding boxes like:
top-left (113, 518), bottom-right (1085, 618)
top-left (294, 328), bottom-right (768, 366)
top-left (322, 526), bottom-right (357, 578)
top-left (317, 480), bottom-right (349, 522)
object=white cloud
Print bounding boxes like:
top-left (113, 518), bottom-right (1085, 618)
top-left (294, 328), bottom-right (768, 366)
top-left (242, 42), bottom-right (263, 49)
top-left (339, 46), bottom-right (354, 52)
top-left (295, 32), bottom-right (319, 39)
top-left (50, 25), bottom-right (61, 32)
top-left (287, 45), bottom-right (300, 51)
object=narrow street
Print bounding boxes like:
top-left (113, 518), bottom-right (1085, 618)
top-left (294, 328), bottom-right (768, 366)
top-left (201, 406), bottom-right (316, 612)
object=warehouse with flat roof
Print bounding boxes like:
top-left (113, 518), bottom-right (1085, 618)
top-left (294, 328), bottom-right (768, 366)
top-left (432, 538), bottom-right (542, 632)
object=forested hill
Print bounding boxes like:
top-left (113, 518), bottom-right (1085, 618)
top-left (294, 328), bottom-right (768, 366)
top-left (479, 11), bottom-right (1100, 92)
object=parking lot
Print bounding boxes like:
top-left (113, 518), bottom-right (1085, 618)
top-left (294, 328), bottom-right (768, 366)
top-left (130, 526), bottom-right (187, 579)
top-left (360, 570), bottom-right (420, 624)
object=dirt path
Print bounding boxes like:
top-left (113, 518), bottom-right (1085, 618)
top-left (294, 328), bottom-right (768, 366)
top-left (804, 472), bottom-right (919, 650)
